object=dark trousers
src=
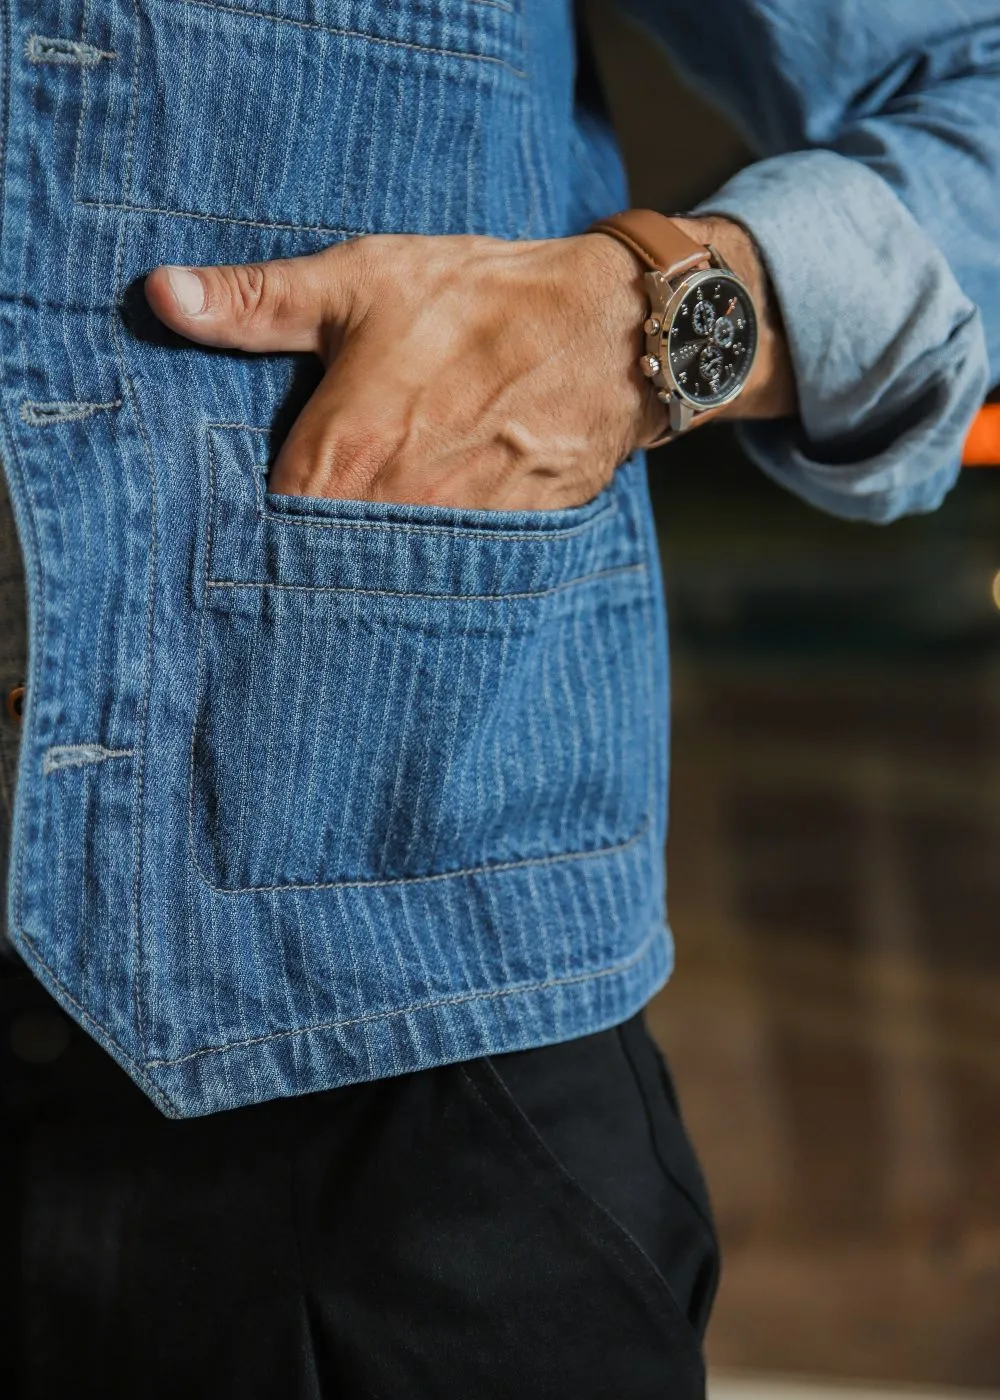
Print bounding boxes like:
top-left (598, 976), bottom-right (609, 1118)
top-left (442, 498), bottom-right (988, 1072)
top-left (1, 963), bottom-right (719, 1399)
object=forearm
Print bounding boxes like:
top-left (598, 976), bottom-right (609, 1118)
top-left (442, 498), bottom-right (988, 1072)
top-left (694, 153), bottom-right (987, 521)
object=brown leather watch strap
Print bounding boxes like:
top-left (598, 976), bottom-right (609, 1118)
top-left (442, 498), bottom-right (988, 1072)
top-left (587, 210), bottom-right (717, 451)
top-left (587, 209), bottom-right (709, 280)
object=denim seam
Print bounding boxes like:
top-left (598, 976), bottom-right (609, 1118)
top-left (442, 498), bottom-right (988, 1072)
top-left (641, 479), bottom-right (658, 860)
top-left (76, 200), bottom-right (366, 236)
top-left (70, 19), bottom-right (88, 202)
top-left (115, 0), bottom-right (158, 1064)
top-left (0, 294), bottom-right (135, 313)
top-left (188, 801), bottom-right (649, 893)
top-left (204, 563), bottom-right (647, 603)
top-left (512, 0), bottom-right (537, 239)
top-left (257, 497), bottom-right (619, 541)
top-left (145, 921), bottom-right (666, 1067)
top-left (179, 0), bottom-right (527, 80)
top-left (214, 425), bottom-right (621, 543)
top-left (231, 427), bottom-right (621, 543)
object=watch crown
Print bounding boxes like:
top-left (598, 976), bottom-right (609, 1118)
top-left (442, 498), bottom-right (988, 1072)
top-left (656, 389), bottom-right (672, 404)
top-left (639, 354), bottom-right (661, 379)
top-left (643, 317), bottom-right (662, 337)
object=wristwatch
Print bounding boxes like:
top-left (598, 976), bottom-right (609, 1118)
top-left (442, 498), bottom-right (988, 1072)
top-left (588, 209), bottom-right (759, 447)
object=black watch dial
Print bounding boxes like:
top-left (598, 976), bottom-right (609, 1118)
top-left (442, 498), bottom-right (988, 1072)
top-left (665, 274), bottom-right (757, 408)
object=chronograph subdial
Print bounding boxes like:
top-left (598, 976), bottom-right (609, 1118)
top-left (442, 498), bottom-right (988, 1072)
top-left (698, 344), bottom-right (724, 387)
top-left (691, 299), bottom-right (716, 336)
top-left (712, 316), bottom-right (735, 348)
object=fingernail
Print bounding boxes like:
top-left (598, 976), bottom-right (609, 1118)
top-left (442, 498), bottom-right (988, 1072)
top-left (164, 266), bottom-right (206, 316)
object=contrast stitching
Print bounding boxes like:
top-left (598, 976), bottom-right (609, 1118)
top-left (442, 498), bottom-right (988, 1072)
top-left (209, 423), bottom-right (622, 542)
top-left (188, 815), bottom-right (648, 895)
top-left (25, 33), bottom-right (116, 65)
top-left (180, 0), bottom-right (527, 79)
top-left (70, 13), bottom-right (90, 201)
top-left (259, 498), bottom-right (619, 541)
top-left (76, 200), bottom-right (365, 237)
top-left (146, 922), bottom-right (664, 1067)
top-left (0, 292), bottom-right (126, 314)
top-left (117, 0), bottom-right (157, 1064)
top-left (43, 743), bottom-right (134, 775)
top-left (205, 563), bottom-right (647, 603)
top-left (20, 398), bottom-right (122, 426)
top-left (511, 0), bottom-right (537, 238)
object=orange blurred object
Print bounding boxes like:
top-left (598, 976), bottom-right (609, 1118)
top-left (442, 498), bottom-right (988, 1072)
top-left (963, 404), bottom-right (1000, 465)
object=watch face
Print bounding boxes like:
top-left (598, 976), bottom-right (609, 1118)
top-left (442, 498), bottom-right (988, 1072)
top-left (664, 273), bottom-right (757, 408)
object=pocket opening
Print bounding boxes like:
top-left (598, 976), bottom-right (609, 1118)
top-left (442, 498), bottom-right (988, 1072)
top-left (187, 424), bottom-right (654, 894)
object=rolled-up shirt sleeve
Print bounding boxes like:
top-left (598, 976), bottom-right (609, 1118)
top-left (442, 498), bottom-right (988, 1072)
top-left (618, 0), bottom-right (1000, 522)
top-left (697, 151), bottom-right (988, 521)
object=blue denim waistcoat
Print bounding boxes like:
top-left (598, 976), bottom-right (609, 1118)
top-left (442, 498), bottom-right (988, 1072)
top-left (0, 0), bottom-right (671, 1116)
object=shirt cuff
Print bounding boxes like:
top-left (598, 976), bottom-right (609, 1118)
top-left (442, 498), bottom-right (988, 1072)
top-left (694, 149), bottom-right (988, 522)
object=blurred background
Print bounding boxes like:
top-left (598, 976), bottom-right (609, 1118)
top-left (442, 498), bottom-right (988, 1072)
top-left (585, 4), bottom-right (1000, 1394)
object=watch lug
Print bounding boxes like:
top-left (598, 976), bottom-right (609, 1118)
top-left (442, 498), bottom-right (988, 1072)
top-left (669, 399), bottom-right (695, 434)
top-left (643, 269), bottom-right (671, 311)
top-left (706, 243), bottom-right (732, 274)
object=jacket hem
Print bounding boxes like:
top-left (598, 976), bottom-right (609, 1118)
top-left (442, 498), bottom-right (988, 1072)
top-left (172, 922), bottom-right (670, 1117)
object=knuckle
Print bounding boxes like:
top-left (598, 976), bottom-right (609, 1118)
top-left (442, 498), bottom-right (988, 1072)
top-left (223, 262), bottom-right (278, 324)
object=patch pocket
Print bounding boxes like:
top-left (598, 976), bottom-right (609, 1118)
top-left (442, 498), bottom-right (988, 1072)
top-left (75, 0), bottom-right (530, 237)
top-left (188, 425), bottom-right (653, 894)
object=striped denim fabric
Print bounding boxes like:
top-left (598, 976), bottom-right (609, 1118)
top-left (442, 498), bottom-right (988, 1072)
top-left (0, 0), bottom-right (671, 1116)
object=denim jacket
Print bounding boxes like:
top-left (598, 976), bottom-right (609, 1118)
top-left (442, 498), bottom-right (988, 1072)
top-left (0, 0), bottom-right (995, 1117)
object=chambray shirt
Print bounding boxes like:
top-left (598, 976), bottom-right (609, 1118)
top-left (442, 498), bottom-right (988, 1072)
top-left (1, 0), bottom-right (998, 948)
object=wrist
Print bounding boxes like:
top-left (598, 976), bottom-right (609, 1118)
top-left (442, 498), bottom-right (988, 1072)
top-left (669, 214), bottom-right (796, 421)
top-left (576, 231), bottom-right (678, 454)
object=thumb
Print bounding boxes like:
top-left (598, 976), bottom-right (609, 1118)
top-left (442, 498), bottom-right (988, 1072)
top-left (144, 245), bottom-right (359, 356)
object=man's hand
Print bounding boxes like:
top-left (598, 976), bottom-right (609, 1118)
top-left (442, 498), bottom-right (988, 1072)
top-left (145, 223), bottom-right (793, 510)
top-left (145, 233), bottom-right (662, 510)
